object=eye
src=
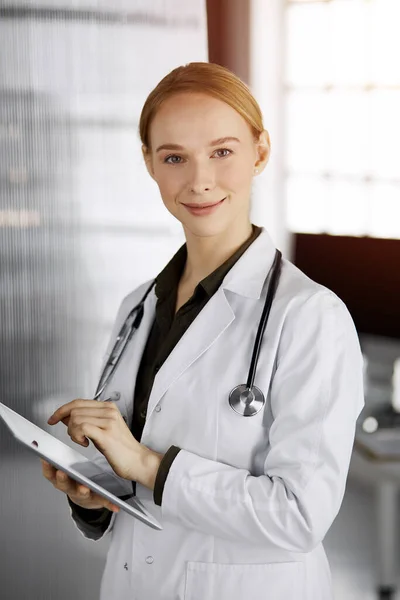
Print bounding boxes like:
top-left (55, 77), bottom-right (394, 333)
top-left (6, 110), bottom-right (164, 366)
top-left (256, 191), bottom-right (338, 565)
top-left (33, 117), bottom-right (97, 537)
top-left (164, 155), bottom-right (183, 164)
top-left (213, 148), bottom-right (232, 158)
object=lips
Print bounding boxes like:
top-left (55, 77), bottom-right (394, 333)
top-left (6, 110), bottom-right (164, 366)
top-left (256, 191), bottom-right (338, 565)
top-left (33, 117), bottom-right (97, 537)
top-left (183, 197), bottom-right (226, 216)
top-left (184, 198), bottom-right (225, 208)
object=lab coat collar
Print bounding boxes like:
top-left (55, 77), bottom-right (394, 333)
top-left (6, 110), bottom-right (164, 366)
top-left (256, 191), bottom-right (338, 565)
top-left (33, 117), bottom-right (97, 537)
top-left (220, 226), bottom-right (278, 300)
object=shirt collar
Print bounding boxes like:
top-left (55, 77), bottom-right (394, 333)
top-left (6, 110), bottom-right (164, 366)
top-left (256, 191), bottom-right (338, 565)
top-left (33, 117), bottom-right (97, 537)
top-left (154, 224), bottom-right (262, 302)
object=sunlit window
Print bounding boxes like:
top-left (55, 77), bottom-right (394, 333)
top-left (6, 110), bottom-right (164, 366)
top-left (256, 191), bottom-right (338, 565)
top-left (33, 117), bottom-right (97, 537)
top-left (285, 0), bottom-right (400, 239)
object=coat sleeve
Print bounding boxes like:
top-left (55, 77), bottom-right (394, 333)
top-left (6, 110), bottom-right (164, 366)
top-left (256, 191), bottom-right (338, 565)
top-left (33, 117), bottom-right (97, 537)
top-left (67, 496), bottom-right (115, 541)
top-left (160, 290), bottom-right (365, 552)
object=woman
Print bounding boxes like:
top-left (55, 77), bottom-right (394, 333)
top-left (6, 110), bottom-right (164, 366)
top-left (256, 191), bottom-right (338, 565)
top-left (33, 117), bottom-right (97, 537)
top-left (42, 62), bottom-right (364, 600)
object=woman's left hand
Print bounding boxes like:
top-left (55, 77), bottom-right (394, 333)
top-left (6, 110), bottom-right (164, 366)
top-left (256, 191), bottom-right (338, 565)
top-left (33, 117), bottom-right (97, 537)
top-left (47, 399), bottom-right (163, 489)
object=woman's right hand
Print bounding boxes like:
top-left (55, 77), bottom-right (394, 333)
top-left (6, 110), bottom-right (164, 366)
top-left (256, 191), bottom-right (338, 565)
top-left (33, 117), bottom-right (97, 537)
top-left (40, 459), bottom-right (120, 513)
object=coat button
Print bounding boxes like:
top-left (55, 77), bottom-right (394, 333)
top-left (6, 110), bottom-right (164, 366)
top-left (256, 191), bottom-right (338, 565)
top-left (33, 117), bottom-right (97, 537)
top-left (155, 405), bottom-right (161, 413)
top-left (140, 409), bottom-right (147, 419)
top-left (110, 391), bottom-right (121, 401)
top-left (145, 556), bottom-right (154, 564)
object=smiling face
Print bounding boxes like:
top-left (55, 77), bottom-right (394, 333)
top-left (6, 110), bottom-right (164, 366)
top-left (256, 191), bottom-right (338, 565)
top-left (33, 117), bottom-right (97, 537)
top-left (142, 92), bottom-right (270, 239)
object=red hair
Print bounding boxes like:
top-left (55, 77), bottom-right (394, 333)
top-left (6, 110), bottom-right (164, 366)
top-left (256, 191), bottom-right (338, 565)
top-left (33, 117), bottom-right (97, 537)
top-left (139, 62), bottom-right (264, 151)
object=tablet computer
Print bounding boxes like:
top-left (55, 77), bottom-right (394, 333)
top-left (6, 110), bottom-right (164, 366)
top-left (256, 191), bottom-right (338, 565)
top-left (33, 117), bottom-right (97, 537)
top-left (0, 402), bottom-right (162, 531)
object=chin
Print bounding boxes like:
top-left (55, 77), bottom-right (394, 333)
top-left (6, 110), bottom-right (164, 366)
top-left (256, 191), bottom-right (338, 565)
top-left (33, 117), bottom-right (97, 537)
top-left (181, 218), bottom-right (234, 239)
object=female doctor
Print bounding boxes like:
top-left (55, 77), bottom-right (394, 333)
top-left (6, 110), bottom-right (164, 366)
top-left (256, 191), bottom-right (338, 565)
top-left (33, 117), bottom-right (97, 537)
top-left (41, 62), bottom-right (364, 600)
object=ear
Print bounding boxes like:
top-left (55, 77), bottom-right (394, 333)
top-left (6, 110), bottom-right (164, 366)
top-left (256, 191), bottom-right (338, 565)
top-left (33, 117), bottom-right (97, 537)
top-left (253, 130), bottom-right (271, 176)
top-left (142, 145), bottom-right (155, 180)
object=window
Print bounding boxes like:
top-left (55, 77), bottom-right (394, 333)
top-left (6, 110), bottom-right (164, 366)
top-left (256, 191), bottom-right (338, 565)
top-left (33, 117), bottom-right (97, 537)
top-left (285, 0), bottom-right (400, 238)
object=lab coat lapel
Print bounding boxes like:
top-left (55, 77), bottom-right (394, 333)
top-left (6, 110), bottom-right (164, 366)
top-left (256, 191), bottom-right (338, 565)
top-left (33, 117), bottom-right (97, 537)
top-left (145, 227), bottom-right (278, 419)
top-left (146, 287), bottom-right (235, 418)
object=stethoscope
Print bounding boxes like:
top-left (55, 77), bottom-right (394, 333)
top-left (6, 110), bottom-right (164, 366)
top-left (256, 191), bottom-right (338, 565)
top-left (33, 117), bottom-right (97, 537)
top-left (94, 248), bottom-right (282, 417)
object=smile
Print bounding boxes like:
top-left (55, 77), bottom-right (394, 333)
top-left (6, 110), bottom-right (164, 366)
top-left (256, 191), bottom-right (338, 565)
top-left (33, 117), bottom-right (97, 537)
top-left (183, 197), bottom-right (226, 216)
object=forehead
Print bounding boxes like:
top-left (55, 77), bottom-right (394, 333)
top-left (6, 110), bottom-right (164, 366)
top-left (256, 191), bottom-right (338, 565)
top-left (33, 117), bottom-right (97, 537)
top-left (149, 92), bottom-right (252, 148)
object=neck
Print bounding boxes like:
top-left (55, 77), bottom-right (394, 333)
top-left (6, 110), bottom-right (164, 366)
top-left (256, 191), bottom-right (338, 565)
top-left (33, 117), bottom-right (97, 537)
top-left (180, 219), bottom-right (253, 287)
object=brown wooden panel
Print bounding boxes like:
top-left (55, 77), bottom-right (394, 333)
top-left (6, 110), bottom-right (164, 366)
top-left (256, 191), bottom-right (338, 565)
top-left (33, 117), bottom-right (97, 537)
top-left (206, 0), bottom-right (250, 83)
top-left (293, 234), bottom-right (400, 339)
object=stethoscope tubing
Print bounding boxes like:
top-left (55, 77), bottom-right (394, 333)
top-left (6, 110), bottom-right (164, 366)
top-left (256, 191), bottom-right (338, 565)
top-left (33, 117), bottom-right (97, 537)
top-left (246, 249), bottom-right (282, 389)
top-left (94, 250), bottom-right (282, 416)
top-left (93, 280), bottom-right (156, 400)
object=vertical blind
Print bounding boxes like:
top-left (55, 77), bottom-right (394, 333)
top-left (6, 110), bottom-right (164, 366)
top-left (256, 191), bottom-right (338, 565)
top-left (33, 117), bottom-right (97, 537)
top-left (0, 3), bottom-right (207, 598)
top-left (0, 0), bottom-right (207, 435)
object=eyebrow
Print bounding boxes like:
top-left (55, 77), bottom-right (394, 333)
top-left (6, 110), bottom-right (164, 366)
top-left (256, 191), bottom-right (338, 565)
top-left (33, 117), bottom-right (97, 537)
top-left (155, 136), bottom-right (241, 153)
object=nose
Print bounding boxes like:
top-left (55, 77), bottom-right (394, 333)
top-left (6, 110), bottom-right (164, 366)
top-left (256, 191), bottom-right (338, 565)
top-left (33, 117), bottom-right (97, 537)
top-left (188, 162), bottom-right (215, 195)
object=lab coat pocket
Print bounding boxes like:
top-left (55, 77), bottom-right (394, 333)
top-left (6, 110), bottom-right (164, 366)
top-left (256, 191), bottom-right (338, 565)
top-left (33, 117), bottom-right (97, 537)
top-left (184, 560), bottom-right (304, 600)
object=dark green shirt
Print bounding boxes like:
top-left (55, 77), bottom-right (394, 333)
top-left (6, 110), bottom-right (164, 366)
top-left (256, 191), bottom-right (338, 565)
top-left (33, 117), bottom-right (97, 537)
top-left (68, 224), bottom-right (262, 531)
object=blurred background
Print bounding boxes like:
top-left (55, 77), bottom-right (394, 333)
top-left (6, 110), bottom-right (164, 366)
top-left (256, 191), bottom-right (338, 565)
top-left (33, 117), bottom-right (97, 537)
top-left (0, 0), bottom-right (399, 598)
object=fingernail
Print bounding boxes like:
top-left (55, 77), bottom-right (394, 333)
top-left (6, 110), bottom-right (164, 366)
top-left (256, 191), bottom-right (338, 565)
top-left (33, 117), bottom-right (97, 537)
top-left (47, 416), bottom-right (54, 424)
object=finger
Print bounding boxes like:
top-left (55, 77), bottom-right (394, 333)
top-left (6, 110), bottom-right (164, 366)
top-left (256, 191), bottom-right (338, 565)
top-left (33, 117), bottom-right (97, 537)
top-left (68, 414), bottom-right (118, 442)
top-left (90, 490), bottom-right (118, 510)
top-left (67, 481), bottom-right (93, 502)
top-left (103, 500), bottom-right (120, 512)
top-left (76, 484), bottom-right (91, 499)
top-left (72, 488), bottom-right (119, 512)
top-left (73, 485), bottom-right (117, 511)
top-left (41, 459), bottom-right (57, 482)
top-left (54, 469), bottom-right (76, 494)
top-left (69, 410), bottom-right (119, 428)
top-left (48, 400), bottom-right (117, 425)
top-left (67, 421), bottom-right (108, 449)
top-left (48, 399), bottom-right (90, 425)
top-left (74, 482), bottom-right (93, 500)
top-left (44, 469), bottom-right (118, 512)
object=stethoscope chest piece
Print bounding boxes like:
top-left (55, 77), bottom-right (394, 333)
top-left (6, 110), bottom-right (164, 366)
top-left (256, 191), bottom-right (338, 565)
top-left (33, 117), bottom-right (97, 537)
top-left (229, 384), bottom-right (265, 417)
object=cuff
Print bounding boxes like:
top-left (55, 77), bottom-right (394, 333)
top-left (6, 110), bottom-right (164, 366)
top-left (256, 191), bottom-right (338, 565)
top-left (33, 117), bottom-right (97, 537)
top-left (153, 445), bottom-right (181, 506)
top-left (67, 496), bottom-right (112, 527)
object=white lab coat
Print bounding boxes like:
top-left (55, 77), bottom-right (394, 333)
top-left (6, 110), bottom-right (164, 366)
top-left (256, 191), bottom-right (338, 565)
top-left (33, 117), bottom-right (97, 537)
top-left (69, 227), bottom-right (364, 600)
